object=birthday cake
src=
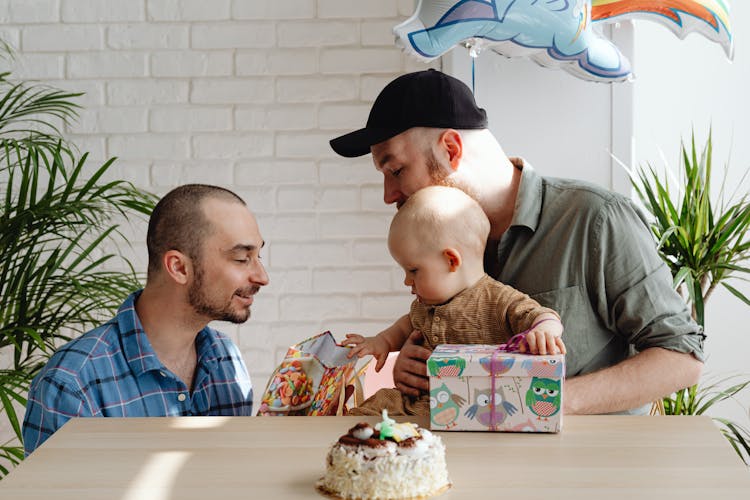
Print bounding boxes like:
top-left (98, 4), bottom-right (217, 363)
top-left (316, 411), bottom-right (450, 499)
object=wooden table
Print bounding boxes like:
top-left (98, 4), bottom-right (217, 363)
top-left (2, 415), bottom-right (748, 499)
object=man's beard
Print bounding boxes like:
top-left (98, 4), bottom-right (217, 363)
top-left (427, 151), bottom-right (480, 201)
top-left (188, 263), bottom-right (256, 324)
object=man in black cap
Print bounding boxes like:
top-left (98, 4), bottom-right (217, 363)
top-left (330, 69), bottom-right (704, 415)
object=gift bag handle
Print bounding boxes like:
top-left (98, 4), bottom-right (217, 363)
top-left (335, 363), bottom-right (367, 416)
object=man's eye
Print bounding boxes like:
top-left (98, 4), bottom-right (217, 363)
top-left (409, 269), bottom-right (417, 274)
top-left (391, 168), bottom-right (402, 178)
top-left (235, 259), bottom-right (249, 264)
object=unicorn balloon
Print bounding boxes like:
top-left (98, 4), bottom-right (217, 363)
top-left (394, 0), bottom-right (733, 82)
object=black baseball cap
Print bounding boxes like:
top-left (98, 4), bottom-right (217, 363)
top-left (329, 69), bottom-right (488, 158)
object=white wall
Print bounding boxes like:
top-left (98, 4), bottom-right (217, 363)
top-left (0, 0), bottom-right (430, 446)
top-left (446, 24), bottom-right (634, 194)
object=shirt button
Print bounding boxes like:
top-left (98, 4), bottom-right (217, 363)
top-left (434, 316), bottom-right (440, 322)
top-left (433, 336), bottom-right (439, 343)
top-left (178, 393), bottom-right (187, 402)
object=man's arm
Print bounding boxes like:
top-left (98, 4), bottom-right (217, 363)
top-left (570, 197), bottom-right (705, 414)
top-left (22, 373), bottom-right (88, 455)
top-left (391, 324), bottom-right (432, 397)
top-left (564, 347), bottom-right (702, 414)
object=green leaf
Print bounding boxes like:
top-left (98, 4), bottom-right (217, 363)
top-left (722, 283), bottom-right (750, 307)
top-left (714, 417), bottom-right (750, 466)
top-left (630, 129), bottom-right (750, 464)
top-left (0, 70), bottom-right (156, 477)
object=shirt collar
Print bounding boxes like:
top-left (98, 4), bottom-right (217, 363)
top-left (117, 290), bottom-right (215, 376)
top-left (117, 290), bottom-right (164, 376)
top-left (508, 157), bottom-right (543, 233)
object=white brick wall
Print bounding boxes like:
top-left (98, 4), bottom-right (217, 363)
top-left (2, 0), bottom-right (437, 424)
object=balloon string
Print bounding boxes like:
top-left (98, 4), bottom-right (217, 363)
top-left (471, 56), bottom-right (476, 94)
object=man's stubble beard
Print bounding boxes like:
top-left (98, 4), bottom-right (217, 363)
top-left (426, 151), bottom-right (480, 202)
top-left (188, 261), bottom-right (251, 324)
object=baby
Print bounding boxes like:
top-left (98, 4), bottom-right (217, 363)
top-left (345, 185), bottom-right (565, 416)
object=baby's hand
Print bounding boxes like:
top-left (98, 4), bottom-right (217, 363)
top-left (521, 317), bottom-right (566, 355)
top-left (341, 334), bottom-right (391, 371)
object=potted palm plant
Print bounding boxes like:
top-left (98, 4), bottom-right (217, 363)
top-left (0, 68), bottom-right (156, 477)
top-left (629, 130), bottom-right (750, 465)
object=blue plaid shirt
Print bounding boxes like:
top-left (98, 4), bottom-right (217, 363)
top-left (23, 291), bottom-right (253, 455)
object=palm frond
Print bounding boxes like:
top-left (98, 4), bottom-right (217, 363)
top-left (0, 444), bottom-right (25, 476)
top-left (0, 369), bottom-right (34, 442)
top-left (0, 70), bottom-right (157, 479)
top-left (1, 143), bottom-right (155, 367)
top-left (0, 75), bottom-right (81, 134)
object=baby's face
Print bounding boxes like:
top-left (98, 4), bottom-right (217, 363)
top-left (389, 237), bottom-right (467, 306)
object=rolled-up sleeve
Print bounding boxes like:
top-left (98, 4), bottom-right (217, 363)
top-left (592, 198), bottom-right (705, 361)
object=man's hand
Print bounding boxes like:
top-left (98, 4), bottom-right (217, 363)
top-left (392, 330), bottom-right (431, 397)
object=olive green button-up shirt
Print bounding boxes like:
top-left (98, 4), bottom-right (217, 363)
top-left (492, 160), bottom-right (704, 379)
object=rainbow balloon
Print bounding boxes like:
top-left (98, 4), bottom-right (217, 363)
top-left (393, 0), bottom-right (734, 83)
top-left (592, 0), bottom-right (733, 58)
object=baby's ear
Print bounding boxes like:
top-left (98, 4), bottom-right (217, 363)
top-left (442, 248), bottom-right (462, 272)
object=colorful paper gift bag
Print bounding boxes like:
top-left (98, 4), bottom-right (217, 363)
top-left (257, 331), bottom-right (363, 416)
top-left (428, 343), bottom-right (565, 433)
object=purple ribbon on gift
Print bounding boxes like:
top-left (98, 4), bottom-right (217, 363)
top-left (497, 333), bottom-right (528, 354)
top-left (487, 317), bottom-right (559, 429)
top-left (488, 333), bottom-right (527, 430)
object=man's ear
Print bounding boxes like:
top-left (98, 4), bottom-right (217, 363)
top-left (439, 129), bottom-right (463, 171)
top-left (442, 248), bottom-right (462, 272)
top-left (163, 250), bottom-right (191, 285)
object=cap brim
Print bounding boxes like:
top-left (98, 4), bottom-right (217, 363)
top-left (329, 127), bottom-right (403, 158)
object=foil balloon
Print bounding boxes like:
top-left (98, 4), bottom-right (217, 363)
top-left (591, 0), bottom-right (733, 57)
top-left (394, 0), bottom-right (733, 83)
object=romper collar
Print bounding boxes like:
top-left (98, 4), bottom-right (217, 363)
top-left (427, 274), bottom-right (491, 312)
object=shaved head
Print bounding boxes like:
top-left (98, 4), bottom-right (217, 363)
top-left (146, 184), bottom-right (246, 280)
top-left (389, 185), bottom-right (489, 259)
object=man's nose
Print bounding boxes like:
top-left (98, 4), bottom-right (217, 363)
top-left (403, 275), bottom-right (413, 287)
top-left (383, 176), bottom-right (402, 205)
top-left (252, 260), bottom-right (270, 286)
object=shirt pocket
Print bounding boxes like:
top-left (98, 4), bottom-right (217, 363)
top-left (529, 285), bottom-right (601, 376)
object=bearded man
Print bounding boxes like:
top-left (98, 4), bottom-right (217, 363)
top-left (23, 184), bottom-right (269, 454)
top-left (329, 70), bottom-right (704, 416)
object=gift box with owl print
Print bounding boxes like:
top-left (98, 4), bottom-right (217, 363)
top-left (427, 344), bottom-right (564, 433)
